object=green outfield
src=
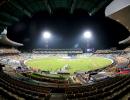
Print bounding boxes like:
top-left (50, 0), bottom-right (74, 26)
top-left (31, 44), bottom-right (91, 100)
top-left (25, 56), bottom-right (112, 74)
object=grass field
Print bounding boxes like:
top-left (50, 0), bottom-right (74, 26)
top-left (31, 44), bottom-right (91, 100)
top-left (25, 56), bottom-right (112, 74)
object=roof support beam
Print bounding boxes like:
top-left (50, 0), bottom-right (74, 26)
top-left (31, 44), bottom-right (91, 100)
top-left (70, 0), bottom-right (77, 14)
top-left (0, 0), bottom-right (8, 6)
top-left (90, 0), bottom-right (112, 15)
top-left (119, 36), bottom-right (130, 44)
top-left (0, 12), bottom-right (19, 22)
top-left (17, 0), bottom-right (33, 14)
top-left (8, 0), bottom-right (31, 17)
top-left (0, 26), bottom-right (6, 32)
top-left (0, 34), bottom-right (24, 46)
top-left (0, 20), bottom-right (12, 26)
top-left (43, 0), bottom-right (52, 14)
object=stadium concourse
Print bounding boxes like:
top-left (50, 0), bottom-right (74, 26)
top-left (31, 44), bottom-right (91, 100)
top-left (0, 47), bottom-right (130, 100)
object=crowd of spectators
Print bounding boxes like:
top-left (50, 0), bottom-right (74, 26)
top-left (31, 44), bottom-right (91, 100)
top-left (0, 48), bottom-right (20, 55)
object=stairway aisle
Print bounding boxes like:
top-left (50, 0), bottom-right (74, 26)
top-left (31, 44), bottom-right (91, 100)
top-left (50, 93), bottom-right (65, 100)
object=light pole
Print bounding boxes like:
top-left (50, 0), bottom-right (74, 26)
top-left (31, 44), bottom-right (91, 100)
top-left (42, 31), bottom-right (51, 49)
top-left (83, 30), bottom-right (92, 53)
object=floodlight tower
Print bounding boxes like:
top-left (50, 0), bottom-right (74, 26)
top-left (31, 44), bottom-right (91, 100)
top-left (83, 30), bottom-right (92, 53)
top-left (42, 31), bottom-right (51, 48)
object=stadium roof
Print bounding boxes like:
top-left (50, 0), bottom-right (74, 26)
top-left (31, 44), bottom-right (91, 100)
top-left (0, 0), bottom-right (113, 33)
top-left (105, 0), bottom-right (130, 44)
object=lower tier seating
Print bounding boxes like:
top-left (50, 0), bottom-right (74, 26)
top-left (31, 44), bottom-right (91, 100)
top-left (65, 75), bottom-right (130, 100)
top-left (0, 72), bottom-right (51, 100)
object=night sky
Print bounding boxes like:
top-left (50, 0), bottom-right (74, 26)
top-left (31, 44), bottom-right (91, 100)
top-left (7, 8), bottom-right (130, 50)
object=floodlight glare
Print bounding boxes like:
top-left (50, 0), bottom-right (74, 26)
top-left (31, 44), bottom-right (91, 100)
top-left (83, 31), bottom-right (92, 39)
top-left (42, 31), bottom-right (51, 39)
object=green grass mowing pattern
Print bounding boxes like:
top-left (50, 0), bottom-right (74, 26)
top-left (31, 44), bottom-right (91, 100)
top-left (25, 57), bottom-right (112, 74)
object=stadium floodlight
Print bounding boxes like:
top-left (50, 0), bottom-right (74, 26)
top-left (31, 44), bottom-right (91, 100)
top-left (42, 31), bottom-right (52, 48)
top-left (83, 30), bottom-right (92, 53)
top-left (83, 30), bottom-right (92, 39)
top-left (42, 31), bottom-right (51, 39)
